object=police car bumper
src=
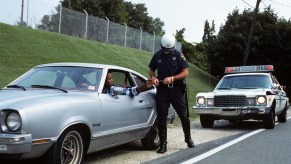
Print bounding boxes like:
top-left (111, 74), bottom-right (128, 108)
top-left (193, 106), bottom-right (271, 116)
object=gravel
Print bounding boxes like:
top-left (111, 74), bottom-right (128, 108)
top-left (85, 119), bottom-right (247, 164)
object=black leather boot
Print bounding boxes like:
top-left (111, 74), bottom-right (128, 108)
top-left (157, 143), bottom-right (167, 153)
top-left (181, 118), bottom-right (195, 148)
top-left (185, 138), bottom-right (195, 148)
top-left (157, 124), bottom-right (167, 153)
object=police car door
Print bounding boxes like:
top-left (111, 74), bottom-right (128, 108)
top-left (271, 75), bottom-right (286, 111)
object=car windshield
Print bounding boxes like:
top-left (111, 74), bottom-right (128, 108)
top-left (11, 66), bottom-right (102, 91)
top-left (215, 74), bottom-right (272, 90)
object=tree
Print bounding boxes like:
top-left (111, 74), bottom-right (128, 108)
top-left (58, 0), bottom-right (164, 35)
top-left (208, 7), bottom-right (291, 94)
top-left (175, 28), bottom-right (209, 71)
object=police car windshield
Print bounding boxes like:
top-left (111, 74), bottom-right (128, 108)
top-left (215, 75), bottom-right (272, 90)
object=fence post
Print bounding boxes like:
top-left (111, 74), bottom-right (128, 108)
top-left (139, 27), bottom-right (142, 50)
top-left (26, 0), bottom-right (29, 27)
top-left (152, 32), bottom-right (155, 53)
top-left (123, 22), bottom-right (127, 47)
top-left (84, 10), bottom-right (88, 39)
top-left (105, 17), bottom-right (109, 43)
top-left (58, 3), bottom-right (62, 34)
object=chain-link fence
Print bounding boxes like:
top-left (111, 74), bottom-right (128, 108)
top-left (0, 0), bottom-right (181, 53)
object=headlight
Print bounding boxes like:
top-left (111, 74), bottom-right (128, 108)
top-left (257, 96), bottom-right (266, 104)
top-left (197, 97), bottom-right (205, 105)
top-left (6, 112), bottom-right (22, 132)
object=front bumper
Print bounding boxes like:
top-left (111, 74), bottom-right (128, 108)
top-left (0, 133), bottom-right (32, 155)
top-left (193, 106), bottom-right (271, 116)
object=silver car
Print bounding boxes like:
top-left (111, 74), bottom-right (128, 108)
top-left (0, 63), bottom-right (175, 163)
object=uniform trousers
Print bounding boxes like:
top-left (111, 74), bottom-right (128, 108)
top-left (156, 84), bottom-right (191, 144)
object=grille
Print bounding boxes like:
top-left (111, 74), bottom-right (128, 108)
top-left (214, 95), bottom-right (246, 107)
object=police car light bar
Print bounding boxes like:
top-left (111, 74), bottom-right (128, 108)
top-left (225, 65), bottom-right (274, 73)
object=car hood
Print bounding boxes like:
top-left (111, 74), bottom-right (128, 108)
top-left (0, 89), bottom-right (93, 110)
top-left (197, 88), bottom-right (270, 98)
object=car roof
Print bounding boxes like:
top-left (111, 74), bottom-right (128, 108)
top-left (37, 62), bottom-right (132, 71)
top-left (35, 62), bottom-right (146, 78)
top-left (223, 72), bottom-right (271, 77)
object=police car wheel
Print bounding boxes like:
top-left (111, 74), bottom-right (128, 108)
top-left (263, 110), bottom-right (275, 129)
top-left (278, 104), bottom-right (288, 123)
top-left (200, 115), bottom-right (214, 128)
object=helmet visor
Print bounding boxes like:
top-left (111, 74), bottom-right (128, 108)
top-left (161, 46), bottom-right (174, 53)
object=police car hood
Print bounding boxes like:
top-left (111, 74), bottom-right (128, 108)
top-left (197, 88), bottom-right (272, 98)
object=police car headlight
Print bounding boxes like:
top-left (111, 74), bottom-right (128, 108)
top-left (257, 96), bottom-right (266, 104)
top-left (197, 97), bottom-right (205, 106)
top-left (6, 112), bottom-right (22, 132)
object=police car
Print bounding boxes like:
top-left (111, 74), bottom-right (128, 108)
top-left (193, 65), bottom-right (289, 129)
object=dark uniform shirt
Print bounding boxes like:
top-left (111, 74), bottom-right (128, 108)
top-left (148, 49), bottom-right (189, 81)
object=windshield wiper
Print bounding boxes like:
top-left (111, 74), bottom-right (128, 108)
top-left (6, 85), bottom-right (26, 91)
top-left (239, 87), bottom-right (258, 89)
top-left (31, 85), bottom-right (68, 93)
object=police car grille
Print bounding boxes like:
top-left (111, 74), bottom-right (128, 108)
top-left (214, 95), bottom-right (246, 107)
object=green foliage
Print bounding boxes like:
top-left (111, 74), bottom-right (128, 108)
top-left (211, 8), bottom-right (291, 79)
top-left (0, 23), bottom-right (219, 118)
top-left (176, 28), bottom-right (210, 73)
top-left (47, 0), bottom-right (164, 35)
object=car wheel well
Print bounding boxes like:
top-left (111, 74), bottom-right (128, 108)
top-left (66, 123), bottom-right (91, 152)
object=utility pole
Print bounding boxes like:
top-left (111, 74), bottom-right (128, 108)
top-left (20, 0), bottom-right (24, 26)
top-left (21, 0), bottom-right (24, 25)
top-left (242, 0), bottom-right (261, 65)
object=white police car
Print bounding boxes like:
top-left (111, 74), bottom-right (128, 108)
top-left (193, 65), bottom-right (289, 129)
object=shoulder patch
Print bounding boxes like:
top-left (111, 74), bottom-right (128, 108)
top-left (181, 53), bottom-right (187, 61)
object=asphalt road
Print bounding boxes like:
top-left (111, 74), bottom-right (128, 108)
top-left (145, 109), bottom-right (291, 164)
top-left (192, 119), bottom-right (291, 164)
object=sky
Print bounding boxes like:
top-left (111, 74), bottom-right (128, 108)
top-left (1, 0), bottom-right (291, 43)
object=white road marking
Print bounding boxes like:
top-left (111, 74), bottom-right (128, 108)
top-left (181, 116), bottom-right (291, 164)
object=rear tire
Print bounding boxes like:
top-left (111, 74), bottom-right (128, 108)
top-left (141, 123), bottom-right (160, 150)
top-left (200, 115), bottom-right (214, 128)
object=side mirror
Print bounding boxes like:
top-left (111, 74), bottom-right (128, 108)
top-left (272, 84), bottom-right (280, 90)
top-left (113, 86), bottom-right (125, 95)
top-left (282, 86), bottom-right (286, 91)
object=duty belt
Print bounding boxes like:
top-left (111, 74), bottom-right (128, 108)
top-left (159, 80), bottom-right (183, 88)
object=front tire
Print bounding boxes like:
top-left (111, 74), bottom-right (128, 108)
top-left (141, 124), bottom-right (160, 150)
top-left (263, 110), bottom-right (275, 129)
top-left (200, 115), bottom-right (214, 128)
top-left (45, 130), bottom-right (84, 164)
top-left (278, 103), bottom-right (288, 123)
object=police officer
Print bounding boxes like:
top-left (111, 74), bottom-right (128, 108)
top-left (148, 33), bottom-right (194, 154)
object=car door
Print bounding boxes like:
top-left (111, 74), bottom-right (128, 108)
top-left (130, 73), bottom-right (156, 124)
top-left (97, 70), bottom-right (153, 146)
top-left (272, 75), bottom-right (287, 111)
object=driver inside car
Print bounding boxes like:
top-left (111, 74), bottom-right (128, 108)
top-left (103, 72), bottom-right (153, 96)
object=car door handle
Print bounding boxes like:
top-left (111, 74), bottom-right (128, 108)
top-left (138, 100), bottom-right (145, 103)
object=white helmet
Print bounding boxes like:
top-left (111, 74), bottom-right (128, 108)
top-left (161, 33), bottom-right (176, 52)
